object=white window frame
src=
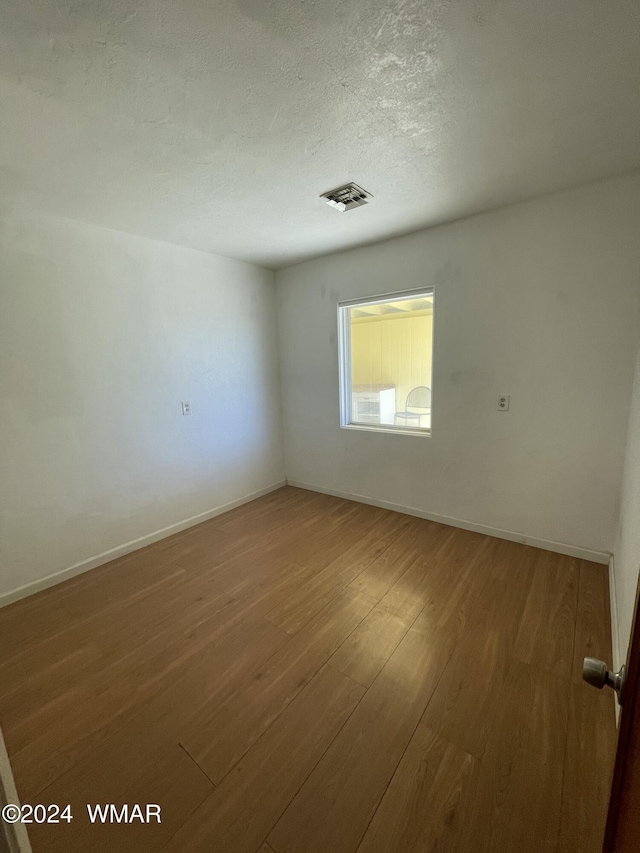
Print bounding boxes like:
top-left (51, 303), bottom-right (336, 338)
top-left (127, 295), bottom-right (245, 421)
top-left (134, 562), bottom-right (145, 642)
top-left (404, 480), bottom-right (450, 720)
top-left (338, 286), bottom-right (434, 436)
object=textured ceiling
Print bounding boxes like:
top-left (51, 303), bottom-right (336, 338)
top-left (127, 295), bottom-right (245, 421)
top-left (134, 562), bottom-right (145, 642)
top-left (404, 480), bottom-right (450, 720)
top-left (1, 0), bottom-right (639, 268)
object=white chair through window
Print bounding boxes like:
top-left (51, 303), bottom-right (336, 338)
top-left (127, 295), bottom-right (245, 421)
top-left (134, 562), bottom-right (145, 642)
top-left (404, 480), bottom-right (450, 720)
top-left (395, 386), bottom-right (431, 427)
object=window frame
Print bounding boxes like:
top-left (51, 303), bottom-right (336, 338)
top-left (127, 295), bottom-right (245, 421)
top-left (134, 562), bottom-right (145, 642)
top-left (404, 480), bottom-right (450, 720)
top-left (337, 286), bottom-right (435, 437)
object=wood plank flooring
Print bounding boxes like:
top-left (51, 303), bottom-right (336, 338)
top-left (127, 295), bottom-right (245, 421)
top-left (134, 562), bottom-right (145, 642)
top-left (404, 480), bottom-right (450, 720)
top-left (0, 486), bottom-right (617, 852)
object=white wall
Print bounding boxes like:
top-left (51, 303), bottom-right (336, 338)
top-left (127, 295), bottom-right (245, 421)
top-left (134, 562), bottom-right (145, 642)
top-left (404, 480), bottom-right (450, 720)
top-left (612, 339), bottom-right (640, 671)
top-left (0, 209), bottom-right (285, 603)
top-left (277, 173), bottom-right (640, 560)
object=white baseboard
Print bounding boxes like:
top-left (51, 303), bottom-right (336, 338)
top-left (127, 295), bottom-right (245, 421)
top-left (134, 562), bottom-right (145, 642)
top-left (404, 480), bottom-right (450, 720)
top-left (0, 480), bottom-right (287, 609)
top-left (609, 556), bottom-right (622, 671)
top-left (286, 479), bottom-right (611, 564)
top-left (608, 555), bottom-right (622, 723)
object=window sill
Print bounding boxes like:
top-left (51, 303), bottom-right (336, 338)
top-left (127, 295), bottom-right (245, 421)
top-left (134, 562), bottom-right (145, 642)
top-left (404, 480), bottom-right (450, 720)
top-left (340, 423), bottom-right (431, 438)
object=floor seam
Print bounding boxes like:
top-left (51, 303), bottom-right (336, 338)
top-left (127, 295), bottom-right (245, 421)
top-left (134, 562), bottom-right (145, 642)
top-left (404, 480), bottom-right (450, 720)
top-left (178, 741), bottom-right (217, 789)
top-left (352, 622), bottom-right (462, 851)
top-left (261, 666), bottom-right (371, 852)
top-left (212, 597), bottom-right (378, 790)
top-left (261, 525), bottom-right (404, 635)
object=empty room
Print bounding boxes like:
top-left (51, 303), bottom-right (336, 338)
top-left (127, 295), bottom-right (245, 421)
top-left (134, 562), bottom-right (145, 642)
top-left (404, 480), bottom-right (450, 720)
top-left (1, 1), bottom-right (640, 851)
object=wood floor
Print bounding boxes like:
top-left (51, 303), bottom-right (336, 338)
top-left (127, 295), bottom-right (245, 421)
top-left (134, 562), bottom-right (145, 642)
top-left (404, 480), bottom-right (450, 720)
top-left (0, 486), bottom-right (617, 852)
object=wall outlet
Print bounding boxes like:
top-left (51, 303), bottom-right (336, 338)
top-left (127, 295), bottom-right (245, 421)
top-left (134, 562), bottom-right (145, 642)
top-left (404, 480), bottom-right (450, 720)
top-left (497, 395), bottom-right (510, 411)
top-left (181, 401), bottom-right (192, 416)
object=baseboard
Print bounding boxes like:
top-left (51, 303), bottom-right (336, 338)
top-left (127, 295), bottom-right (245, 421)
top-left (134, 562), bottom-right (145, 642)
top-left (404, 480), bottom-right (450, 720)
top-left (608, 555), bottom-right (622, 724)
top-left (286, 479), bottom-right (611, 564)
top-left (0, 480), bottom-right (287, 609)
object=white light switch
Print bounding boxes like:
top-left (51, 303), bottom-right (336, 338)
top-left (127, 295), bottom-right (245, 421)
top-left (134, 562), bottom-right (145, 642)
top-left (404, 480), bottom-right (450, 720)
top-left (182, 401), bottom-right (192, 416)
top-left (497, 395), bottom-right (510, 411)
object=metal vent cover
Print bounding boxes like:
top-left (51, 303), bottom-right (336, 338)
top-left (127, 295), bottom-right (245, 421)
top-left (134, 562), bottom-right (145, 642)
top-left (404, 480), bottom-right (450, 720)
top-left (321, 183), bottom-right (373, 212)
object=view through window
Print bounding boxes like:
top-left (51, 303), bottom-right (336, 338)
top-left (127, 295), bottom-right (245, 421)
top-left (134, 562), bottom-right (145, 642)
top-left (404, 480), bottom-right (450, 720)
top-left (338, 289), bottom-right (434, 433)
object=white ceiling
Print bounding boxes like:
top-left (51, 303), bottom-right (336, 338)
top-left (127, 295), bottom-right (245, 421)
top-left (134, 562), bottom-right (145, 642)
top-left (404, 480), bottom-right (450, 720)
top-left (1, 0), bottom-right (639, 269)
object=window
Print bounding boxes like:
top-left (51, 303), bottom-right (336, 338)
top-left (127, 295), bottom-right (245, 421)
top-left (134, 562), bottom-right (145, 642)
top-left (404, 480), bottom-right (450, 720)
top-left (338, 288), bottom-right (434, 434)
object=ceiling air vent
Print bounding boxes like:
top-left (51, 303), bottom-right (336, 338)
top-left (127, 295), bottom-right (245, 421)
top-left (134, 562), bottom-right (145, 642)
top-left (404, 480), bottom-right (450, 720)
top-left (321, 183), bottom-right (373, 212)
